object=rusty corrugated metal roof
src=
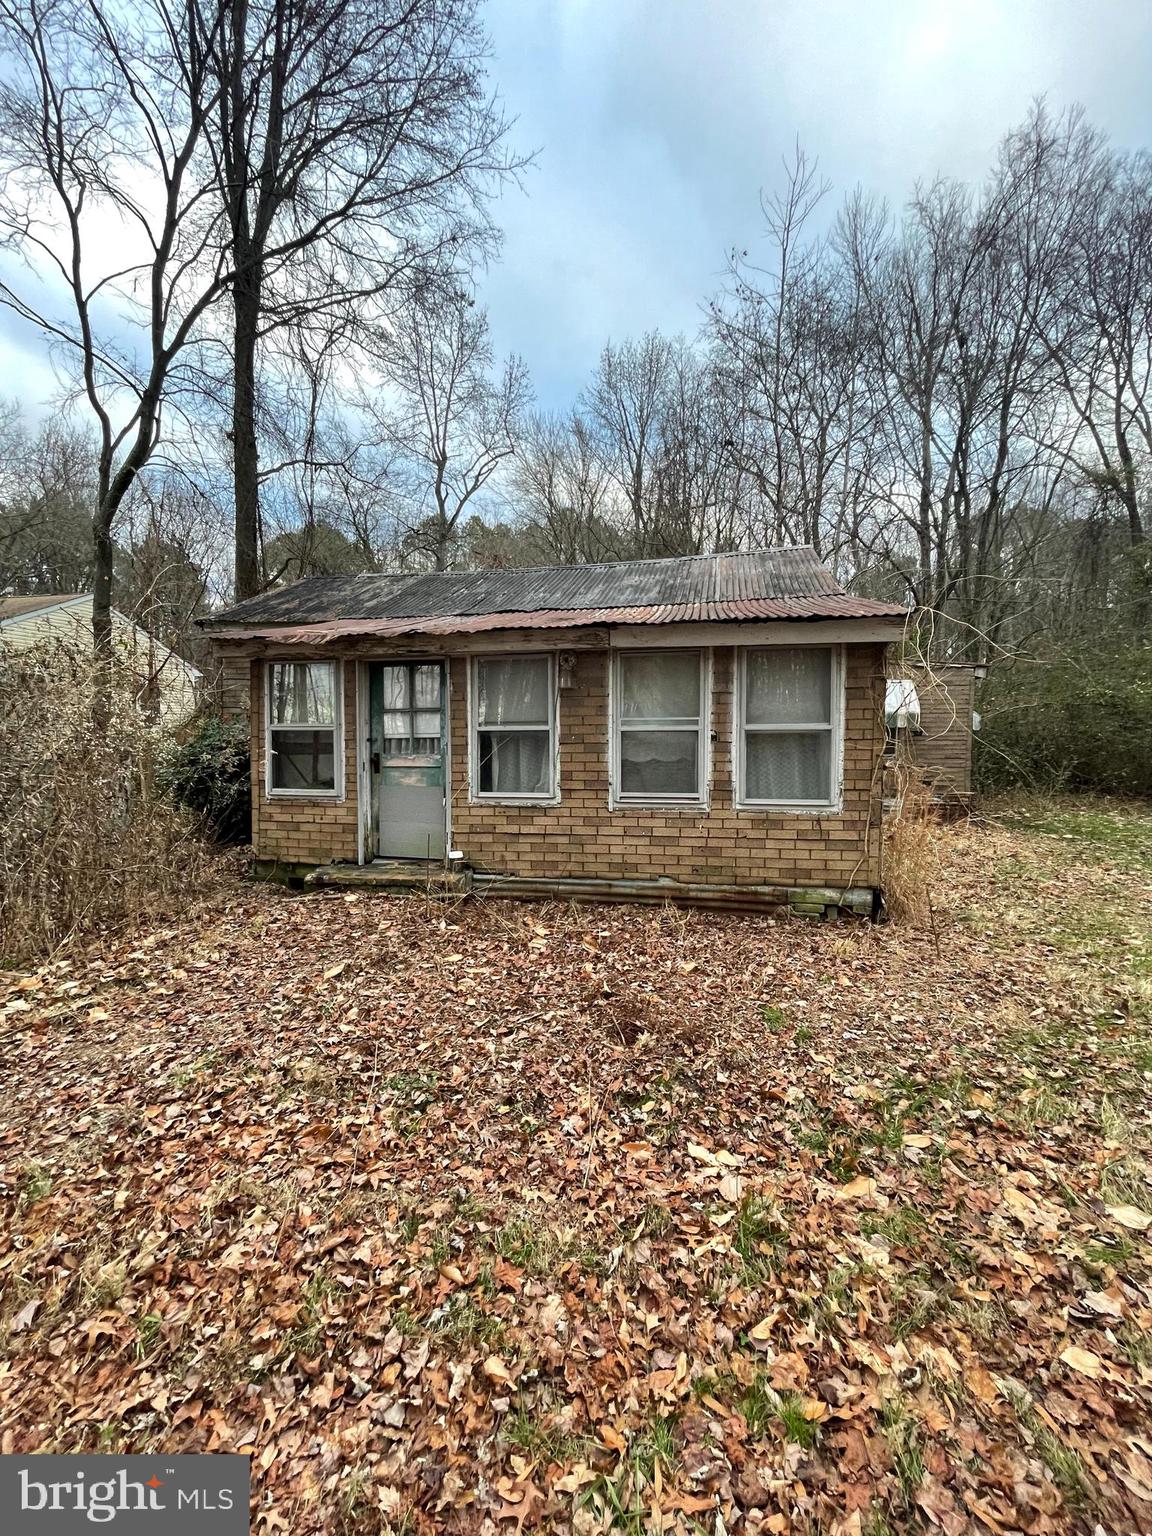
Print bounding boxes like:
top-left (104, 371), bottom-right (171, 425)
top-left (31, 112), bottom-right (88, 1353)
top-left (200, 548), bottom-right (908, 640)
top-left (207, 592), bottom-right (907, 644)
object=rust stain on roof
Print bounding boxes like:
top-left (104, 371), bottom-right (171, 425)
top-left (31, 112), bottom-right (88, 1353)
top-left (209, 592), bottom-right (909, 644)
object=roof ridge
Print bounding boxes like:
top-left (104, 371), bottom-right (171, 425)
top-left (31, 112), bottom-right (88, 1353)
top-left (405, 546), bottom-right (814, 581)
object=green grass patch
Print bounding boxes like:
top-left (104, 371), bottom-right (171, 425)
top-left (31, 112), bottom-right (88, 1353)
top-left (997, 803), bottom-right (1152, 872)
top-left (1002, 1381), bottom-right (1094, 1509)
top-left (738, 1375), bottom-right (820, 1448)
top-left (879, 1398), bottom-right (925, 1504)
top-left (861, 1204), bottom-right (927, 1250)
top-left (15, 1162), bottom-right (52, 1212)
top-left (733, 1194), bottom-right (788, 1282)
top-left (504, 1402), bottom-right (588, 1465)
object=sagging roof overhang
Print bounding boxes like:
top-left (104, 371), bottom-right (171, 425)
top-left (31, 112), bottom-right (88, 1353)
top-left (205, 592), bottom-right (909, 644)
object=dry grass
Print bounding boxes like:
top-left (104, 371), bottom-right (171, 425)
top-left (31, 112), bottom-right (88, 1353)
top-left (883, 764), bottom-right (941, 925)
top-left (0, 639), bottom-right (216, 966)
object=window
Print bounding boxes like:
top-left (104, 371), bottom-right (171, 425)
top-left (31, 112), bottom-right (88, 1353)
top-left (379, 662), bottom-right (441, 755)
top-left (614, 650), bottom-right (706, 803)
top-left (472, 654), bottom-right (556, 799)
top-left (266, 660), bottom-right (341, 795)
top-left (738, 647), bottom-right (840, 807)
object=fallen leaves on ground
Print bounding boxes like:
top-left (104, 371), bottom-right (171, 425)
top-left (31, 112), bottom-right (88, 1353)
top-left (1, 798), bottom-right (1151, 1535)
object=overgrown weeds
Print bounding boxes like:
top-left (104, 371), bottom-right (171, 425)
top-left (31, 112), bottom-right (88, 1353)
top-left (0, 639), bottom-right (217, 965)
top-left (883, 767), bottom-right (940, 925)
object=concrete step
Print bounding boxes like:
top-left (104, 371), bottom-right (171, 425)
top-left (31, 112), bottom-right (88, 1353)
top-left (306, 861), bottom-right (471, 895)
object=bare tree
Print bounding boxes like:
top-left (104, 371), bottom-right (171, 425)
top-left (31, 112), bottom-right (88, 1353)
top-left (510, 411), bottom-right (617, 564)
top-left (0, 415), bottom-right (99, 592)
top-left (710, 149), bottom-right (886, 571)
top-left (365, 294), bottom-right (529, 570)
top-left (116, 478), bottom-right (215, 662)
top-left (197, 0), bottom-right (519, 600)
top-left (583, 332), bottom-right (674, 554)
top-left (0, 0), bottom-right (238, 704)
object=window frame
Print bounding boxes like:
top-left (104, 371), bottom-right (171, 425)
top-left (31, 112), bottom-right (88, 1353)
top-left (468, 651), bottom-right (560, 805)
top-left (610, 648), bottom-right (711, 810)
top-left (734, 644), bottom-right (844, 812)
top-left (265, 659), bottom-right (344, 800)
top-left (376, 659), bottom-right (444, 758)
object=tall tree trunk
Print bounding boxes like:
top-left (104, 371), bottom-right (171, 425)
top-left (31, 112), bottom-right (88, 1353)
top-left (232, 263), bottom-right (262, 601)
top-left (90, 411), bottom-right (156, 723)
top-left (91, 510), bottom-right (115, 726)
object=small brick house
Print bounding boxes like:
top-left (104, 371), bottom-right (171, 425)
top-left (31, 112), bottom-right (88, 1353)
top-left (200, 549), bottom-right (908, 915)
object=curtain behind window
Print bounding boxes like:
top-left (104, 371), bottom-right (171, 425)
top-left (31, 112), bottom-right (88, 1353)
top-left (743, 648), bottom-right (834, 804)
top-left (476, 657), bottom-right (552, 795)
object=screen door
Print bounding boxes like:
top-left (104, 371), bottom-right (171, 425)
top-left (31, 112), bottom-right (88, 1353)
top-left (369, 661), bottom-right (446, 860)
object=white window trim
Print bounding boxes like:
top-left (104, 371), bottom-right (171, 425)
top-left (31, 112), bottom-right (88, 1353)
top-left (468, 652), bottom-right (560, 805)
top-left (609, 649), bottom-right (711, 811)
top-left (734, 645), bottom-right (845, 813)
top-left (265, 659), bottom-right (345, 800)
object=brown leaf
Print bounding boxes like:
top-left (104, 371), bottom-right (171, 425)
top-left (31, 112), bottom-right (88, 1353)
top-left (1107, 1203), bottom-right (1152, 1231)
top-left (482, 1355), bottom-right (514, 1384)
top-left (835, 1175), bottom-right (878, 1200)
top-left (1058, 1345), bottom-right (1103, 1377)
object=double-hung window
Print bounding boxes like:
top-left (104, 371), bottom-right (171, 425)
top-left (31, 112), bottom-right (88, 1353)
top-left (266, 660), bottom-right (342, 795)
top-left (738, 646), bottom-right (840, 808)
top-left (472, 654), bottom-right (556, 799)
top-left (614, 650), bottom-right (706, 803)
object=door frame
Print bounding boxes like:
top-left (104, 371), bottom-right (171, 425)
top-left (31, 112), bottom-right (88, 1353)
top-left (356, 657), bottom-right (452, 864)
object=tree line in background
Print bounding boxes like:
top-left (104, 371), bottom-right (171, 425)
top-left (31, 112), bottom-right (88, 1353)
top-left (0, 0), bottom-right (1147, 793)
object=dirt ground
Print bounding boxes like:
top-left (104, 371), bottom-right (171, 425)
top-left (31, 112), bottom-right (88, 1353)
top-left (2, 798), bottom-right (1150, 1535)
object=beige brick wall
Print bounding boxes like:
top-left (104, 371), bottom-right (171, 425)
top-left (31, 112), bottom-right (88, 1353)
top-left (242, 642), bottom-right (887, 889)
top-left (251, 660), bottom-right (359, 865)
top-left (448, 645), bottom-right (885, 890)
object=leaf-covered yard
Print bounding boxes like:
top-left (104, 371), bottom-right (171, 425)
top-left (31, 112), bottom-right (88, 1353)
top-left (2, 801), bottom-right (1151, 1535)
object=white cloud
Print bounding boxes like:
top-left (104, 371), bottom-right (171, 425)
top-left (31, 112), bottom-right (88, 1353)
top-left (5, 0), bottom-right (1152, 418)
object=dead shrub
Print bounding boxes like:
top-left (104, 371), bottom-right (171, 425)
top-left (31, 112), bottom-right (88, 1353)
top-left (0, 639), bottom-right (216, 965)
top-left (883, 765), bottom-right (940, 925)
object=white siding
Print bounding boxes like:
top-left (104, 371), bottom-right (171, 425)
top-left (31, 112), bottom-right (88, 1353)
top-left (0, 599), bottom-right (201, 721)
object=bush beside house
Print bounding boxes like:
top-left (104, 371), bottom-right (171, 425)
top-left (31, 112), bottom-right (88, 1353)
top-left (159, 717), bottom-right (252, 844)
top-left (976, 644), bottom-right (1152, 797)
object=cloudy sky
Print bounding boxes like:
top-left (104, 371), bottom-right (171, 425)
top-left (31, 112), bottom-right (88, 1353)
top-left (480, 0), bottom-right (1152, 410)
top-left (4, 0), bottom-right (1152, 420)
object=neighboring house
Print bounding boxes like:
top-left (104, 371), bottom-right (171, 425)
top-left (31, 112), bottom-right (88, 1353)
top-left (200, 549), bottom-right (909, 916)
top-left (0, 593), bottom-right (202, 720)
top-left (885, 663), bottom-right (982, 807)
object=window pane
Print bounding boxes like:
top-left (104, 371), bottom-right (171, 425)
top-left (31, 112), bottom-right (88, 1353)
top-left (382, 710), bottom-right (409, 739)
top-left (745, 731), bottom-right (830, 801)
top-left (270, 662), bottom-right (336, 724)
top-left (270, 727), bottom-right (336, 790)
top-left (380, 665), bottom-right (409, 711)
top-left (619, 652), bottom-right (700, 721)
top-left (414, 709), bottom-right (440, 738)
top-left (745, 649), bottom-right (830, 725)
top-left (413, 665), bottom-right (440, 709)
top-left (620, 729), bottom-right (699, 796)
top-left (478, 730), bottom-right (550, 794)
top-left (477, 657), bottom-right (549, 726)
